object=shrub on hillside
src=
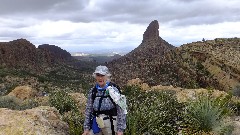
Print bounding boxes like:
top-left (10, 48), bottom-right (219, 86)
top-left (123, 86), bottom-right (185, 135)
top-left (0, 95), bottom-right (38, 110)
top-left (49, 90), bottom-right (84, 135)
top-left (49, 90), bottom-right (78, 114)
top-left (232, 85), bottom-right (240, 97)
top-left (62, 110), bottom-right (84, 135)
top-left (0, 95), bottom-right (22, 110)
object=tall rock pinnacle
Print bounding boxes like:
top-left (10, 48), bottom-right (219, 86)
top-left (143, 20), bottom-right (159, 42)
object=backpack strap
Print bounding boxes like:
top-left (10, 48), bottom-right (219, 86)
top-left (91, 86), bottom-right (98, 104)
top-left (109, 82), bottom-right (121, 94)
top-left (96, 89), bottom-right (106, 116)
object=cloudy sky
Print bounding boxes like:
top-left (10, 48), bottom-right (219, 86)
top-left (0, 0), bottom-right (240, 53)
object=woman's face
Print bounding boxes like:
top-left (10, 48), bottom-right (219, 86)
top-left (96, 73), bottom-right (107, 87)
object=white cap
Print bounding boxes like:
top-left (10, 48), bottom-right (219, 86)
top-left (93, 65), bottom-right (111, 76)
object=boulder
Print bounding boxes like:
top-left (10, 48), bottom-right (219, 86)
top-left (8, 86), bottom-right (37, 100)
top-left (0, 106), bottom-right (68, 135)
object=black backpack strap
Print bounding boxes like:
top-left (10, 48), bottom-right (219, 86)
top-left (109, 114), bottom-right (115, 135)
top-left (96, 89), bottom-right (106, 116)
top-left (108, 82), bottom-right (121, 94)
top-left (108, 82), bottom-right (120, 134)
top-left (91, 86), bottom-right (98, 104)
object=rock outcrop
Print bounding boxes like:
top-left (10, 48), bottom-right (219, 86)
top-left (0, 106), bottom-right (69, 135)
top-left (0, 39), bottom-right (38, 69)
top-left (8, 86), bottom-right (37, 100)
top-left (38, 44), bottom-right (72, 62)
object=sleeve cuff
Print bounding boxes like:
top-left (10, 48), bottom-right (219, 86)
top-left (117, 128), bottom-right (125, 132)
top-left (84, 127), bottom-right (90, 131)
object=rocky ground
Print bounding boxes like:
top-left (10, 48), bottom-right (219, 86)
top-left (0, 106), bottom-right (68, 135)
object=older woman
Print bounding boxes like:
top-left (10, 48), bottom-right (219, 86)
top-left (82, 66), bottom-right (126, 135)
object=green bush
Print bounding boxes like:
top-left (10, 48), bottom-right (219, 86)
top-left (182, 93), bottom-right (234, 134)
top-left (123, 86), bottom-right (185, 135)
top-left (62, 110), bottom-right (84, 135)
top-left (21, 98), bottom-right (39, 110)
top-left (4, 84), bottom-right (18, 95)
top-left (230, 97), bottom-right (240, 116)
top-left (0, 95), bottom-right (22, 110)
top-left (233, 101), bottom-right (240, 116)
top-left (49, 89), bottom-right (85, 135)
top-left (49, 90), bottom-right (78, 115)
top-left (232, 85), bottom-right (240, 97)
top-left (0, 95), bottom-right (38, 110)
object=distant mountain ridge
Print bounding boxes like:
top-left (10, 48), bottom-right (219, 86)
top-left (107, 20), bottom-right (240, 91)
top-left (73, 54), bottom-right (122, 64)
top-left (0, 39), bottom-right (97, 96)
top-left (0, 39), bottom-right (73, 71)
top-left (38, 44), bottom-right (72, 61)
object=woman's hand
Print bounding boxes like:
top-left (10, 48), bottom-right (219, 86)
top-left (82, 130), bottom-right (90, 135)
top-left (117, 131), bottom-right (123, 135)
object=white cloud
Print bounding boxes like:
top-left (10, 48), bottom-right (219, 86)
top-left (0, 0), bottom-right (240, 53)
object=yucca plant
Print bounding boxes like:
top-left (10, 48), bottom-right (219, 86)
top-left (182, 93), bottom-right (234, 134)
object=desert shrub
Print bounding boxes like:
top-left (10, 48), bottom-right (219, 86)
top-left (20, 98), bottom-right (39, 110)
top-left (185, 80), bottom-right (199, 89)
top-left (0, 95), bottom-right (22, 110)
top-left (4, 84), bottom-right (18, 95)
top-left (49, 90), bottom-right (84, 135)
top-left (232, 85), bottom-right (240, 97)
top-left (230, 97), bottom-right (240, 116)
top-left (182, 93), bottom-right (234, 134)
top-left (0, 68), bottom-right (8, 77)
top-left (233, 101), bottom-right (240, 116)
top-left (0, 95), bottom-right (38, 110)
top-left (62, 110), bottom-right (84, 135)
top-left (123, 86), bottom-right (185, 135)
top-left (49, 90), bottom-right (78, 114)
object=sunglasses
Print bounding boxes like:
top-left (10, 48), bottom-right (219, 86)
top-left (96, 73), bottom-right (105, 77)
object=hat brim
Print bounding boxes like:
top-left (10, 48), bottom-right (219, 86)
top-left (93, 71), bottom-right (107, 76)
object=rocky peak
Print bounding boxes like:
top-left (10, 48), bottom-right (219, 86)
top-left (143, 20), bottom-right (159, 42)
top-left (126, 20), bottom-right (174, 58)
top-left (107, 20), bottom-right (175, 86)
top-left (9, 38), bottom-right (36, 50)
top-left (10, 38), bottom-right (32, 44)
top-left (38, 44), bottom-right (72, 61)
